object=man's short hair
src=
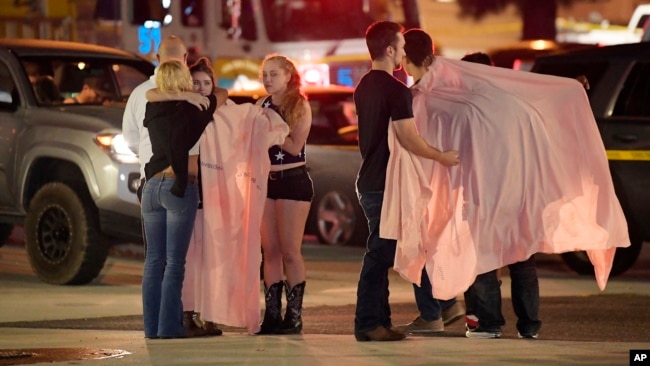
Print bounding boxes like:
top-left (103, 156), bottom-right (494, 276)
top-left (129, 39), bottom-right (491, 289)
top-left (404, 28), bottom-right (435, 67)
top-left (365, 21), bottom-right (404, 61)
top-left (461, 52), bottom-right (493, 66)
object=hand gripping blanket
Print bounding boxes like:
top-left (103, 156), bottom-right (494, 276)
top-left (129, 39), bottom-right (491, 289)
top-left (182, 102), bottom-right (289, 333)
top-left (380, 57), bottom-right (630, 299)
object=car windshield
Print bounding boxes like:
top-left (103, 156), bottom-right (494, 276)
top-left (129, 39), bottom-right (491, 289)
top-left (22, 57), bottom-right (151, 106)
top-left (532, 60), bottom-right (609, 98)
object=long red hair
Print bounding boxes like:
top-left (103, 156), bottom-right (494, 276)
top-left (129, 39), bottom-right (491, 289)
top-left (261, 54), bottom-right (308, 128)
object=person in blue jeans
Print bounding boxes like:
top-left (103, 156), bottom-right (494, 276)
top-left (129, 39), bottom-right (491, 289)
top-left (141, 179), bottom-right (200, 338)
top-left (140, 60), bottom-right (217, 339)
top-left (396, 29), bottom-right (471, 335)
top-left (468, 256), bottom-right (541, 339)
top-left (397, 268), bottom-right (465, 334)
top-left (455, 51), bottom-right (541, 340)
top-left (353, 21), bottom-right (460, 342)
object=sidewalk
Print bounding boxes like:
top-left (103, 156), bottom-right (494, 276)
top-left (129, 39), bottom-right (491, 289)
top-left (2, 328), bottom-right (644, 366)
top-left (1, 243), bottom-right (649, 365)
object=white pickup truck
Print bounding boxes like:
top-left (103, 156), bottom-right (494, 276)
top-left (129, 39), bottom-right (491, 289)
top-left (557, 4), bottom-right (650, 45)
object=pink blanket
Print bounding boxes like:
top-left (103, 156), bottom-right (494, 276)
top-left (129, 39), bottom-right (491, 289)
top-left (381, 57), bottom-right (630, 299)
top-left (182, 103), bottom-right (289, 333)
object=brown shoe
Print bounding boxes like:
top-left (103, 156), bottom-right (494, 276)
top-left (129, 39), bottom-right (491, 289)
top-left (396, 316), bottom-right (444, 335)
top-left (204, 322), bottom-right (223, 336)
top-left (355, 326), bottom-right (406, 342)
top-left (183, 311), bottom-right (208, 338)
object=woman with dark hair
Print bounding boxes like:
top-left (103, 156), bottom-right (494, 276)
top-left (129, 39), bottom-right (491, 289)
top-left (189, 57), bottom-right (228, 98)
top-left (183, 56), bottom-right (227, 336)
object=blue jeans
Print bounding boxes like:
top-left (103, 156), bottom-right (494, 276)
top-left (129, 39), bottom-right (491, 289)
top-left (354, 191), bottom-right (396, 333)
top-left (413, 268), bottom-right (457, 321)
top-left (141, 177), bottom-right (198, 338)
top-left (470, 255), bottom-right (541, 335)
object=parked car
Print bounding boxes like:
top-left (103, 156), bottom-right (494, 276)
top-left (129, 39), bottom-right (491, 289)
top-left (486, 40), bottom-right (598, 70)
top-left (0, 38), bottom-right (153, 284)
top-left (229, 86), bottom-right (368, 246)
top-left (531, 42), bottom-right (650, 276)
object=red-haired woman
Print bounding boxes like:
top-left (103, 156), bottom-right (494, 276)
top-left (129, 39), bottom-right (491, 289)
top-left (257, 54), bottom-right (313, 334)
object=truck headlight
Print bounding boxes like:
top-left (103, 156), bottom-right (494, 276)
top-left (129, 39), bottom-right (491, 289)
top-left (95, 133), bottom-right (139, 164)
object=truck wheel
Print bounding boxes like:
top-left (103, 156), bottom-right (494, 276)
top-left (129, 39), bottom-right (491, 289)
top-left (560, 227), bottom-right (643, 277)
top-left (315, 190), bottom-right (367, 246)
top-left (0, 223), bottom-right (13, 247)
top-left (25, 182), bottom-right (108, 285)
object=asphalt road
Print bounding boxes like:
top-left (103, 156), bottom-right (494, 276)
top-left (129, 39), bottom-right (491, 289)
top-left (1, 236), bottom-right (649, 365)
top-left (1, 236), bottom-right (649, 342)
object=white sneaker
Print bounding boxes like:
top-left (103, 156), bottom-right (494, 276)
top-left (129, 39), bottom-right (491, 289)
top-left (465, 327), bottom-right (501, 339)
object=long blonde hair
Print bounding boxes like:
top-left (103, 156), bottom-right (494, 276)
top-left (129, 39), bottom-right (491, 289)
top-left (156, 60), bottom-right (193, 93)
top-left (261, 54), bottom-right (307, 128)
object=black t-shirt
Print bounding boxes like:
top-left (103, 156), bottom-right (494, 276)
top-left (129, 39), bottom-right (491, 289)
top-left (354, 70), bottom-right (413, 192)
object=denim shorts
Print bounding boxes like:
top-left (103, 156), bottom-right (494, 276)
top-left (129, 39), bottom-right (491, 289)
top-left (266, 166), bottom-right (314, 202)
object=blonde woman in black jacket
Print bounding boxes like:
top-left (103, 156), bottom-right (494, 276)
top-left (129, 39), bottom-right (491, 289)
top-left (140, 60), bottom-right (217, 339)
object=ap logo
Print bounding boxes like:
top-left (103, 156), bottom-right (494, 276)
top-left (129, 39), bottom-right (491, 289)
top-left (630, 350), bottom-right (649, 364)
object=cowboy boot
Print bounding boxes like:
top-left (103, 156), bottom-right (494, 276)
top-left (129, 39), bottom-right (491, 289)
top-left (183, 311), bottom-right (208, 337)
top-left (278, 281), bottom-right (305, 334)
top-left (203, 321), bottom-right (223, 336)
top-left (256, 281), bottom-right (283, 334)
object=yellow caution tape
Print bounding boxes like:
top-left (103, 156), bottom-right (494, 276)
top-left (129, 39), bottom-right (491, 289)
top-left (556, 18), bottom-right (631, 32)
top-left (607, 150), bottom-right (650, 161)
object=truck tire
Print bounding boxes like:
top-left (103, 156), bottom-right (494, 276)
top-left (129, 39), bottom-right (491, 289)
top-left (0, 223), bottom-right (13, 247)
top-left (315, 189), bottom-right (367, 246)
top-left (25, 182), bottom-right (108, 285)
top-left (560, 227), bottom-right (643, 277)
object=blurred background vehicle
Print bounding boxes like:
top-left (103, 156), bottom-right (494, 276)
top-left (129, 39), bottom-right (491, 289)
top-left (486, 40), bottom-right (598, 70)
top-left (0, 38), bottom-right (151, 285)
top-left (556, 4), bottom-right (650, 46)
top-left (229, 85), bottom-right (368, 247)
top-left (531, 42), bottom-right (650, 276)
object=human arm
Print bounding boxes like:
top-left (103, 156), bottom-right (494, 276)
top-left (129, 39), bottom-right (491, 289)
top-left (122, 92), bottom-right (141, 154)
top-left (145, 88), bottom-right (210, 110)
top-left (280, 100), bottom-right (312, 156)
top-left (393, 118), bottom-right (460, 167)
top-left (214, 87), bottom-right (229, 108)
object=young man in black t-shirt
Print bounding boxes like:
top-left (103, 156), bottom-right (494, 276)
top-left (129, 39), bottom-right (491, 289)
top-left (353, 21), bottom-right (460, 342)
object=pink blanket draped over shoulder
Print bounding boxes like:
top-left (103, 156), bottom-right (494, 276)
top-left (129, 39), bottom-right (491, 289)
top-left (182, 102), bottom-right (289, 334)
top-left (381, 57), bottom-right (630, 299)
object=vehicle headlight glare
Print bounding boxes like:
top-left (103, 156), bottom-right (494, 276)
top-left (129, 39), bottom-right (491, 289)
top-left (95, 133), bottom-right (139, 164)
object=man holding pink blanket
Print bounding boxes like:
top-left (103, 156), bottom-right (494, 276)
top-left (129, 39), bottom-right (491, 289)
top-left (381, 30), bottom-right (630, 339)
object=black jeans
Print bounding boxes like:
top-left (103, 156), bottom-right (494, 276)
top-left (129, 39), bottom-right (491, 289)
top-left (470, 255), bottom-right (541, 335)
top-left (354, 191), bottom-right (396, 333)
